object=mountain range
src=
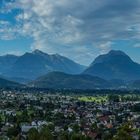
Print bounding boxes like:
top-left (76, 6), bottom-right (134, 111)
top-left (0, 50), bottom-right (85, 83)
top-left (84, 50), bottom-right (140, 81)
top-left (0, 49), bottom-right (140, 89)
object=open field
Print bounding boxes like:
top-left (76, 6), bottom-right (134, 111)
top-left (78, 96), bottom-right (108, 103)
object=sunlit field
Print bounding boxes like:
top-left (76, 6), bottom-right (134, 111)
top-left (78, 96), bottom-right (108, 103)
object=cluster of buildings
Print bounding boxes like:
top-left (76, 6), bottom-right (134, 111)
top-left (0, 89), bottom-right (140, 139)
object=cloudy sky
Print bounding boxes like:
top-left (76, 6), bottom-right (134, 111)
top-left (1, 0), bottom-right (140, 65)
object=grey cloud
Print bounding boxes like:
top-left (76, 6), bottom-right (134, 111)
top-left (14, 0), bottom-right (140, 43)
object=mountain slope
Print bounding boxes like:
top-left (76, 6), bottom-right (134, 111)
top-left (0, 55), bottom-right (19, 75)
top-left (3, 50), bottom-right (86, 81)
top-left (84, 50), bottom-right (140, 81)
top-left (29, 72), bottom-right (110, 89)
top-left (130, 80), bottom-right (140, 89)
top-left (0, 77), bottom-right (22, 88)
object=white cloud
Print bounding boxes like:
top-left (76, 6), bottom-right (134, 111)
top-left (1, 0), bottom-right (140, 64)
top-left (98, 42), bottom-right (112, 54)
